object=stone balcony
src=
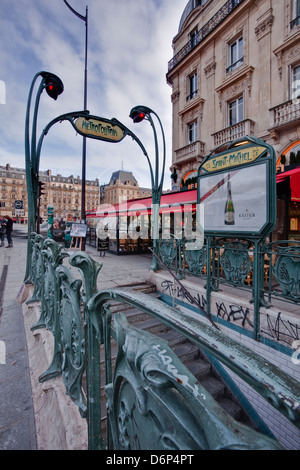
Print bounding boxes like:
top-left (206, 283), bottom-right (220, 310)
top-left (174, 140), bottom-right (206, 165)
top-left (271, 99), bottom-right (300, 126)
top-left (212, 119), bottom-right (255, 147)
top-left (268, 100), bottom-right (300, 140)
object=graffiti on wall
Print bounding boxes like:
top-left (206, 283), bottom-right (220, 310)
top-left (160, 279), bottom-right (300, 349)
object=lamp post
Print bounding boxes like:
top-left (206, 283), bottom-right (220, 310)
top-left (129, 105), bottom-right (166, 271)
top-left (24, 71), bottom-right (64, 284)
top-left (63, 0), bottom-right (88, 250)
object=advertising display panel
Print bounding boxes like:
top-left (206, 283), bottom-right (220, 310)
top-left (197, 137), bottom-right (276, 239)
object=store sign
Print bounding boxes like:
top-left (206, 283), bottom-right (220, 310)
top-left (74, 117), bottom-right (125, 143)
top-left (197, 139), bottom-right (276, 238)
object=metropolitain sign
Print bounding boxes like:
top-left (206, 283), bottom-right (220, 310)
top-left (73, 116), bottom-right (125, 143)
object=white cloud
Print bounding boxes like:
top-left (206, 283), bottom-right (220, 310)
top-left (0, 0), bottom-right (186, 189)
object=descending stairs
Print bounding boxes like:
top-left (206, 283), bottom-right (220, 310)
top-left (97, 281), bottom-right (263, 440)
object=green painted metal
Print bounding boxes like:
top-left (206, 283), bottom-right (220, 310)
top-left (56, 265), bottom-right (87, 417)
top-left (158, 136), bottom-right (300, 342)
top-left (26, 234), bottom-right (299, 450)
top-left (24, 71), bottom-right (64, 284)
top-left (105, 313), bottom-right (282, 450)
top-left (220, 241), bottom-right (252, 286)
top-left (270, 242), bottom-right (300, 302)
top-left (197, 136), bottom-right (277, 239)
top-left (26, 233), bottom-right (45, 304)
top-left (88, 288), bottom-right (300, 432)
top-left (25, 99), bottom-right (165, 276)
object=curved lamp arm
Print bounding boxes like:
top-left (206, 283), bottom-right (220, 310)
top-left (110, 117), bottom-right (155, 189)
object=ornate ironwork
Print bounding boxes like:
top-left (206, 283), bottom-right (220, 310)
top-left (56, 265), bottom-right (87, 417)
top-left (220, 241), bottom-right (252, 286)
top-left (36, 239), bottom-right (69, 381)
top-left (25, 234), bottom-right (300, 450)
top-left (105, 313), bottom-right (282, 450)
top-left (272, 244), bottom-right (300, 302)
top-left (184, 244), bottom-right (207, 276)
top-left (159, 239), bottom-right (178, 271)
top-left (168, 0), bottom-right (245, 72)
top-left (26, 233), bottom-right (45, 303)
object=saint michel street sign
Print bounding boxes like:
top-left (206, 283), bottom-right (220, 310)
top-left (73, 116), bottom-right (125, 143)
top-left (200, 145), bottom-right (266, 174)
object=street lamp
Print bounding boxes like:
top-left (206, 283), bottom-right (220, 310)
top-left (24, 71), bottom-right (64, 284)
top-left (63, 0), bottom-right (88, 249)
top-left (129, 105), bottom-right (166, 271)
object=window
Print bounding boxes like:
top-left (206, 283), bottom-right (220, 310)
top-left (187, 72), bottom-right (197, 101)
top-left (291, 0), bottom-right (300, 28)
top-left (190, 28), bottom-right (199, 49)
top-left (227, 36), bottom-right (243, 73)
top-left (228, 96), bottom-right (244, 126)
top-left (187, 121), bottom-right (198, 143)
top-left (291, 65), bottom-right (300, 100)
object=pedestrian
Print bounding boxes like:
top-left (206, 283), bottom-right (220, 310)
top-left (0, 216), bottom-right (6, 246)
top-left (4, 215), bottom-right (13, 247)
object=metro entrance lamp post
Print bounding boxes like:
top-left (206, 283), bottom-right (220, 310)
top-left (24, 71), bottom-right (64, 284)
top-left (63, 1), bottom-right (88, 245)
top-left (129, 105), bottom-right (166, 271)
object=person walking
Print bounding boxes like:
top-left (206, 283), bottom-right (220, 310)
top-left (0, 216), bottom-right (6, 246)
top-left (4, 215), bottom-right (13, 247)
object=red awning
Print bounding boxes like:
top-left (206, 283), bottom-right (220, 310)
top-left (276, 168), bottom-right (300, 201)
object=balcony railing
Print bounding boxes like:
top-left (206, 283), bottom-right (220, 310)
top-left (212, 119), bottom-right (255, 147)
top-left (168, 0), bottom-right (245, 73)
top-left (175, 140), bottom-right (205, 162)
top-left (271, 99), bottom-right (300, 127)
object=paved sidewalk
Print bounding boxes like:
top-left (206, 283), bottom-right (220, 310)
top-left (0, 235), bottom-right (37, 450)
top-left (0, 226), bottom-right (152, 450)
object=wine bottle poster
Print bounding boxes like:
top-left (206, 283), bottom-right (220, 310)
top-left (198, 163), bottom-right (267, 233)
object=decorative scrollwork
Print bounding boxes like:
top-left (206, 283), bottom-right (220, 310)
top-left (56, 266), bottom-right (87, 418)
top-left (220, 242), bottom-right (252, 286)
top-left (37, 240), bottom-right (69, 381)
top-left (272, 246), bottom-right (300, 302)
top-left (184, 245), bottom-right (207, 276)
top-left (69, 252), bottom-right (102, 306)
top-left (106, 313), bottom-right (282, 450)
top-left (27, 233), bottom-right (45, 303)
top-left (159, 239), bottom-right (178, 270)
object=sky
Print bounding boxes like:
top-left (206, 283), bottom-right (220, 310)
top-left (0, 0), bottom-right (187, 190)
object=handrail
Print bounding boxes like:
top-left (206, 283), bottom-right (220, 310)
top-left (88, 288), bottom-right (300, 425)
top-left (26, 233), bottom-right (299, 449)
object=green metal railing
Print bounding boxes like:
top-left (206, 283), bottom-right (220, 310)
top-left (25, 232), bottom-right (300, 450)
top-left (159, 237), bottom-right (300, 323)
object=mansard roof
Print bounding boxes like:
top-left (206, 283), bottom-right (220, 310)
top-left (178, 0), bottom-right (209, 33)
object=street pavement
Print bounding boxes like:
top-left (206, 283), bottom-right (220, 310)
top-left (0, 230), bottom-right (37, 450)
top-left (0, 224), bottom-right (152, 450)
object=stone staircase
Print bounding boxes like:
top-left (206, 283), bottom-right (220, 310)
top-left (98, 281), bottom-right (264, 440)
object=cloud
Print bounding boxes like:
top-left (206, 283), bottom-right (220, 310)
top-left (0, 0), bottom-right (186, 189)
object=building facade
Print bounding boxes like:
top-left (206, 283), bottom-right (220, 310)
top-left (163, 1), bottom-right (300, 449)
top-left (0, 164), bottom-right (28, 222)
top-left (100, 170), bottom-right (152, 205)
top-left (166, 0), bottom-right (300, 237)
top-left (0, 164), bottom-right (99, 223)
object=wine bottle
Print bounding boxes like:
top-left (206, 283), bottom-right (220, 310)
top-left (224, 180), bottom-right (235, 225)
